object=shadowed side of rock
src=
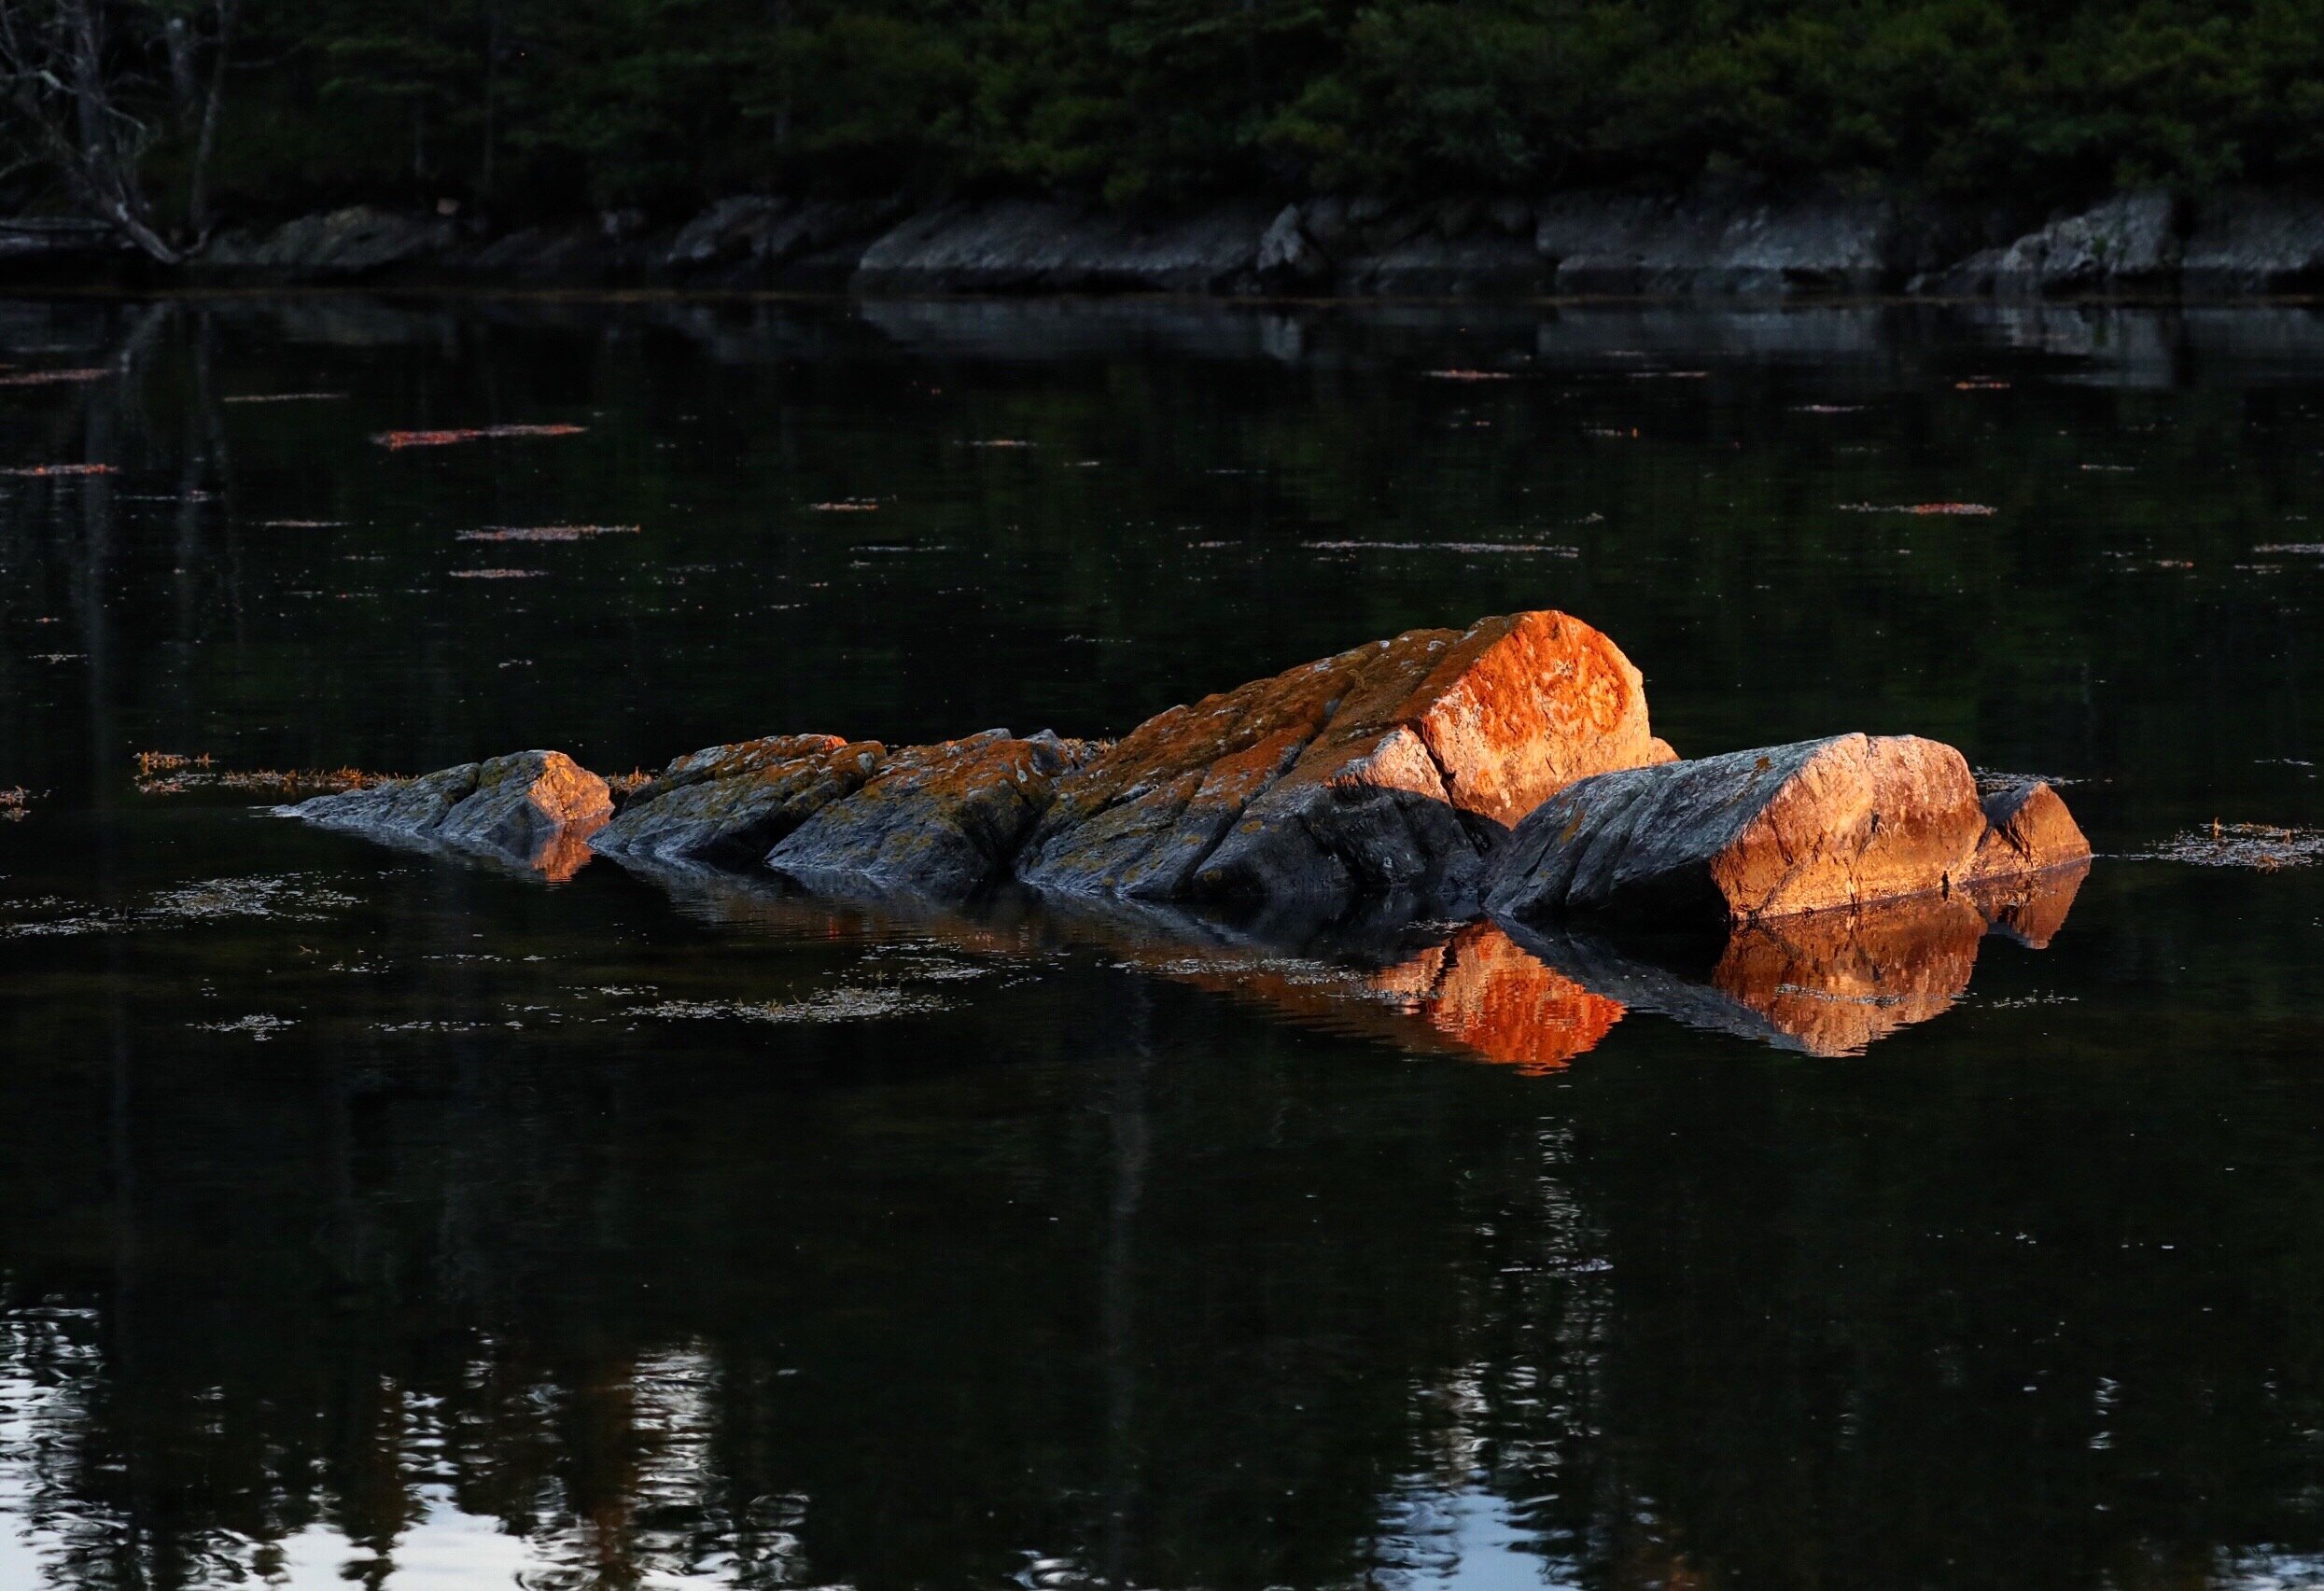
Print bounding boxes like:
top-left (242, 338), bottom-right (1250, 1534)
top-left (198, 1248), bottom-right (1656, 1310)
top-left (767, 730), bottom-right (1100, 898)
top-left (283, 749), bottom-right (611, 879)
top-left (589, 733), bottom-right (885, 868)
top-left (1017, 610), bottom-right (1665, 916)
top-left (1485, 733), bottom-right (2091, 928)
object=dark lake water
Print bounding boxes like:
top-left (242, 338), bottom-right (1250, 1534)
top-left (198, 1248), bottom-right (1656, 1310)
top-left (3, 292), bottom-right (2323, 1589)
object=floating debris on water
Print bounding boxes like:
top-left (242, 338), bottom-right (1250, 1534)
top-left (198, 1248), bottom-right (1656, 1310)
top-left (259, 519), bottom-right (345, 529)
top-left (1955, 378), bottom-right (2011, 391)
top-left (1302, 540), bottom-right (1579, 556)
top-left (0, 369), bottom-right (106, 387)
top-left (371, 424), bottom-right (586, 450)
top-left (1423, 370), bottom-right (1516, 382)
top-left (223, 393), bottom-right (348, 404)
top-left (133, 750), bottom-right (392, 799)
top-left (456, 523), bottom-right (640, 543)
top-left (2253, 543), bottom-right (2324, 555)
top-left (627, 985), bottom-right (950, 1025)
top-left (1627, 370), bottom-right (1709, 379)
top-left (2080, 464), bottom-right (2137, 472)
top-left (1837, 501), bottom-right (1997, 516)
top-left (189, 1014), bottom-right (298, 1040)
top-left (807, 500), bottom-right (880, 511)
top-left (2148, 823), bottom-right (2324, 871)
top-left (450, 567), bottom-right (547, 579)
top-left (965, 439), bottom-right (1035, 448)
top-left (3, 872), bottom-right (362, 939)
top-left (0, 788), bottom-right (30, 822)
top-left (1794, 404), bottom-right (1865, 413)
top-left (2, 463), bottom-right (117, 478)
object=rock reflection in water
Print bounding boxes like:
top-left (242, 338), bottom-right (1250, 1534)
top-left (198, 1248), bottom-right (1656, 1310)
top-left (1506, 861), bottom-right (2089, 1056)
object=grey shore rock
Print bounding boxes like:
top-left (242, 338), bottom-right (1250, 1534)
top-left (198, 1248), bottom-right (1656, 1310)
top-left (1534, 193), bottom-right (1897, 295)
top-left (1484, 733), bottom-right (2090, 928)
top-left (283, 749), bottom-right (612, 875)
top-left (2182, 193), bottom-right (2324, 293)
top-left (852, 199), bottom-right (1277, 294)
top-left (1915, 192), bottom-right (2180, 296)
top-left (766, 729), bottom-right (1099, 897)
top-left (203, 206), bottom-right (458, 278)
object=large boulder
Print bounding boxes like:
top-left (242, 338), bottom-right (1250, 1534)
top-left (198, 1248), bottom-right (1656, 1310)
top-left (852, 200), bottom-right (1275, 294)
top-left (1485, 733), bottom-right (2090, 928)
top-left (203, 207), bottom-right (456, 277)
top-left (1536, 193), bottom-right (1897, 296)
top-left (589, 733), bottom-right (884, 868)
top-left (1015, 610), bottom-right (1669, 914)
top-left (284, 749), bottom-right (610, 876)
top-left (766, 730), bottom-right (1099, 898)
top-left (2182, 193), bottom-right (2324, 294)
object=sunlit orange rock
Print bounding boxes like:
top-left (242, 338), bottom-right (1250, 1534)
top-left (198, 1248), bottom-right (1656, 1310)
top-left (1488, 733), bottom-right (2092, 928)
top-left (1017, 611), bottom-right (1663, 913)
top-left (286, 748), bottom-right (610, 879)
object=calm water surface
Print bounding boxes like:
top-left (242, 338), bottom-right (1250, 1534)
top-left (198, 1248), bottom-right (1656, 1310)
top-left (2, 294), bottom-right (2322, 1589)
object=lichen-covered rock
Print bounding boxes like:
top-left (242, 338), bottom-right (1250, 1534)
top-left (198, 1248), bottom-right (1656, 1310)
top-left (286, 749), bottom-right (610, 873)
top-left (766, 730), bottom-right (1098, 898)
top-left (1016, 610), bottom-right (1663, 914)
top-left (1485, 733), bottom-right (2090, 928)
top-left (589, 733), bottom-right (884, 867)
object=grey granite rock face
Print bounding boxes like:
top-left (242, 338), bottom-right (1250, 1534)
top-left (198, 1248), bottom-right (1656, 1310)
top-left (589, 734), bottom-right (885, 868)
top-left (766, 730), bottom-right (1099, 899)
top-left (203, 207), bottom-right (457, 276)
top-left (2182, 193), bottom-right (2324, 293)
top-left (851, 200), bottom-right (1275, 293)
top-left (286, 750), bottom-right (611, 870)
top-left (1917, 192), bottom-right (2180, 296)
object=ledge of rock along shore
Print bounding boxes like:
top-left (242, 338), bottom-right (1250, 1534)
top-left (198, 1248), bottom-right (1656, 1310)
top-left (1015, 609), bottom-right (1672, 914)
top-left (279, 749), bottom-right (613, 878)
top-left (1482, 733), bottom-right (2092, 929)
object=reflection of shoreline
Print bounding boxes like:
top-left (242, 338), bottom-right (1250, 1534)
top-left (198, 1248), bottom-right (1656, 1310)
top-left (593, 849), bottom-right (2089, 1065)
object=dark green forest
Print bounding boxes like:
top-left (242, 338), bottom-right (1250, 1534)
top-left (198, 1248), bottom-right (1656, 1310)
top-left (7, 0), bottom-right (2324, 243)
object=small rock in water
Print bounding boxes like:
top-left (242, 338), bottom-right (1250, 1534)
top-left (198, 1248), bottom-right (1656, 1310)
top-left (286, 749), bottom-right (611, 875)
top-left (1485, 733), bottom-right (2091, 928)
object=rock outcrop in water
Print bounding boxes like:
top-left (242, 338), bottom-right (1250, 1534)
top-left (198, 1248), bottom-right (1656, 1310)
top-left (1015, 611), bottom-right (1669, 913)
top-left (766, 730), bottom-right (1100, 896)
top-left (285, 749), bottom-right (611, 878)
top-left (589, 733), bottom-right (886, 868)
top-left (1482, 733), bottom-right (2091, 928)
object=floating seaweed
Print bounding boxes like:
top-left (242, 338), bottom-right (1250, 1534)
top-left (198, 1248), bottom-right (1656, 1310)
top-left (456, 523), bottom-right (639, 543)
top-left (2148, 823), bottom-right (2324, 871)
top-left (1954, 378), bottom-right (2011, 391)
top-left (449, 567), bottom-right (547, 579)
top-left (1423, 370), bottom-right (1516, 381)
top-left (371, 424), bottom-right (585, 449)
top-left (259, 519), bottom-right (345, 529)
top-left (807, 500), bottom-right (880, 511)
top-left (1837, 501), bottom-right (1997, 516)
top-left (626, 985), bottom-right (950, 1025)
top-left (0, 788), bottom-right (29, 822)
top-left (2, 463), bottom-right (117, 478)
top-left (188, 1015), bottom-right (298, 1040)
top-left (1302, 539), bottom-right (1579, 555)
top-left (2253, 543), bottom-right (2324, 554)
top-left (0, 369), bottom-right (106, 388)
top-left (223, 393), bottom-right (349, 404)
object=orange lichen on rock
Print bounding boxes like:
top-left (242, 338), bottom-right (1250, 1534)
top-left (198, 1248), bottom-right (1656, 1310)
top-left (285, 749), bottom-right (610, 880)
top-left (1489, 733), bottom-right (2092, 928)
top-left (1019, 610), bottom-right (1662, 913)
top-left (590, 733), bottom-right (886, 868)
top-left (371, 424), bottom-right (586, 450)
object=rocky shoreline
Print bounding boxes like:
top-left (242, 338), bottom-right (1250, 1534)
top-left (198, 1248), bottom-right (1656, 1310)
top-left (10, 187), bottom-right (2324, 298)
top-left (279, 612), bottom-right (2093, 1057)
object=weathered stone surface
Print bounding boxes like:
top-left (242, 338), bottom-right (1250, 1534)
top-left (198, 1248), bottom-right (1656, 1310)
top-left (1015, 610), bottom-right (1664, 914)
top-left (1486, 733), bottom-right (2090, 928)
top-left (852, 199), bottom-right (1274, 294)
top-left (1536, 193), bottom-right (1897, 296)
top-left (2183, 193), bottom-right (2324, 293)
top-left (203, 206), bottom-right (456, 276)
top-left (1918, 192), bottom-right (2179, 296)
top-left (766, 730), bottom-right (1099, 898)
top-left (286, 749), bottom-right (610, 875)
top-left (589, 733), bottom-right (884, 867)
